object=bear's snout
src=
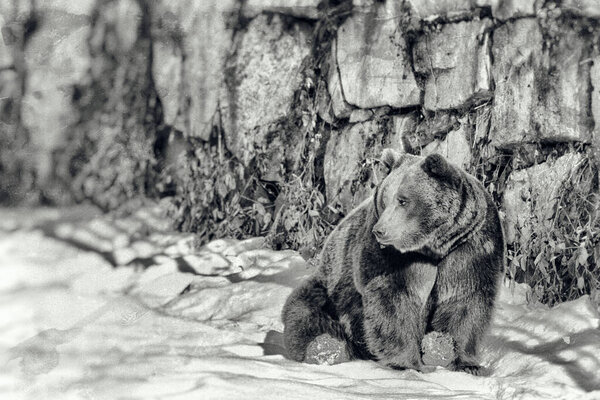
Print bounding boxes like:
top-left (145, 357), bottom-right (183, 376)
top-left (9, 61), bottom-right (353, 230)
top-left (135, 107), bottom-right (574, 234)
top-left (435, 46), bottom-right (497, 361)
top-left (372, 225), bottom-right (387, 241)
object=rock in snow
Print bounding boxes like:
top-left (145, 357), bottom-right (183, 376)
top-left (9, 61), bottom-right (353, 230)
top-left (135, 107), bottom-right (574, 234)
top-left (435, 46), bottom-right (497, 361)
top-left (305, 334), bottom-right (350, 365)
top-left (421, 331), bottom-right (455, 367)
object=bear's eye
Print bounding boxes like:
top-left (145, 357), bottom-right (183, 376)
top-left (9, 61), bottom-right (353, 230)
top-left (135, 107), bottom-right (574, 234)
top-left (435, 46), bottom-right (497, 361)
top-left (397, 198), bottom-right (408, 206)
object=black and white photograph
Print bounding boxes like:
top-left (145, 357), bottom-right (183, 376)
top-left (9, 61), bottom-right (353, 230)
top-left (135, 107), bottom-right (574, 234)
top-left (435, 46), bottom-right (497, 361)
top-left (1, 0), bottom-right (600, 398)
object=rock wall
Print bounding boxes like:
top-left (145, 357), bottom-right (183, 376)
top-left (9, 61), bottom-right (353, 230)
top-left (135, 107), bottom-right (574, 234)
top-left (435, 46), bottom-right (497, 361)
top-left (2, 0), bottom-right (600, 302)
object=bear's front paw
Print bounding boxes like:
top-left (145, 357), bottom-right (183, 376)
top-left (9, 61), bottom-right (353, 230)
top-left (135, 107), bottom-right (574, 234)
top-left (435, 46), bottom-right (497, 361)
top-left (304, 334), bottom-right (349, 365)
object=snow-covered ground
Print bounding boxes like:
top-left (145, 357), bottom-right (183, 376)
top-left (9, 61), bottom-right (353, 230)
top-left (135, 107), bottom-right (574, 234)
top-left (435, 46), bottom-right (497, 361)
top-left (1, 206), bottom-right (599, 400)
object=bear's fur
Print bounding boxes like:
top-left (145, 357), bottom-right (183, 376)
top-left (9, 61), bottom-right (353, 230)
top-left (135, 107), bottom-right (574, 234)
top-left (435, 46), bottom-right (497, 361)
top-left (281, 150), bottom-right (505, 374)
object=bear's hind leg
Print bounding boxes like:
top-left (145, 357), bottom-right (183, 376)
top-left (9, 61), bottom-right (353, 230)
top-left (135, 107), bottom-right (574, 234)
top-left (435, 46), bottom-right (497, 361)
top-left (282, 277), bottom-right (346, 362)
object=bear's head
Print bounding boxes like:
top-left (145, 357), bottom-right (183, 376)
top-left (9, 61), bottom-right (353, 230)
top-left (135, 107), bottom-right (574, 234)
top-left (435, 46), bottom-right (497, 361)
top-left (372, 149), bottom-right (487, 259)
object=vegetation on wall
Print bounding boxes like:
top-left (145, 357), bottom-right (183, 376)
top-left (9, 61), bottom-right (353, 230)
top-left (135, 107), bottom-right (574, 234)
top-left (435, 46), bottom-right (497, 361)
top-left (170, 2), bottom-right (352, 258)
top-left (469, 102), bottom-right (600, 305)
top-left (169, 126), bottom-right (273, 241)
top-left (509, 150), bottom-right (599, 306)
top-left (117, 0), bottom-right (600, 306)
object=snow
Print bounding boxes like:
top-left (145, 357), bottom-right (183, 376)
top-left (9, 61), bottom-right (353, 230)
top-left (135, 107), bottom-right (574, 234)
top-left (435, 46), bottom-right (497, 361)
top-left (1, 207), bottom-right (599, 400)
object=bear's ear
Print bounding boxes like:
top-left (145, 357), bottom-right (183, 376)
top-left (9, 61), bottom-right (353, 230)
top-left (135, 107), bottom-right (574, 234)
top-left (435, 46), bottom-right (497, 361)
top-left (422, 154), bottom-right (462, 187)
top-left (380, 148), bottom-right (414, 172)
top-left (381, 148), bottom-right (402, 170)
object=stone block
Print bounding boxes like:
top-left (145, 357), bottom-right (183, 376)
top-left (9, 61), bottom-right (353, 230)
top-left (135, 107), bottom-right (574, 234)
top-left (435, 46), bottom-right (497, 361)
top-left (22, 9), bottom-right (91, 184)
top-left (591, 57), bottom-right (600, 165)
top-left (475, 0), bottom-right (536, 20)
top-left (404, 111), bottom-right (457, 153)
top-left (502, 152), bottom-right (583, 245)
top-left (349, 108), bottom-right (373, 123)
top-left (220, 14), bottom-right (311, 166)
top-left (37, 0), bottom-right (96, 15)
top-left (490, 19), bottom-right (539, 149)
top-left (357, 0), bottom-right (496, 22)
top-left (532, 27), bottom-right (593, 146)
top-left (491, 19), bottom-right (593, 148)
top-left (405, 0), bottom-right (483, 20)
top-left (316, 80), bottom-right (334, 124)
top-left (1, 10), bottom-right (18, 127)
top-left (560, 0), bottom-right (600, 18)
top-left (157, 0), bottom-right (237, 140)
top-left (0, 14), bottom-right (12, 68)
top-left (152, 40), bottom-right (182, 128)
top-left (421, 123), bottom-right (472, 170)
top-left (327, 38), bottom-right (353, 120)
top-left (317, 44), bottom-right (355, 124)
top-left (413, 19), bottom-right (492, 111)
top-left (495, 0), bottom-right (536, 20)
top-left (337, 1), bottom-right (421, 109)
top-left (0, 0), bottom-right (94, 18)
top-left (390, 113), bottom-right (418, 153)
top-left (242, 0), bottom-right (321, 19)
top-left (323, 120), bottom-right (384, 212)
top-left (324, 118), bottom-right (404, 213)
top-left (361, 0), bottom-right (537, 22)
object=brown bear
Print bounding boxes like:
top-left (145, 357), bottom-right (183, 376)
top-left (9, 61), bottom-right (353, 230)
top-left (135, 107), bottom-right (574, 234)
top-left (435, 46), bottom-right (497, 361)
top-left (281, 149), bottom-right (505, 374)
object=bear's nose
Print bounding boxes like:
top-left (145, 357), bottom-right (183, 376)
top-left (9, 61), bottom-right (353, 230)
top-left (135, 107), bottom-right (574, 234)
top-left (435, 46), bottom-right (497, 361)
top-left (372, 226), bottom-right (386, 240)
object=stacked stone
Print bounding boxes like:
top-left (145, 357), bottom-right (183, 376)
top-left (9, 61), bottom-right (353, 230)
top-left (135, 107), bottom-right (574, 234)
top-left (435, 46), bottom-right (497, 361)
top-left (7, 0), bottom-right (600, 260)
top-left (148, 0), bottom-right (596, 270)
top-left (148, 0), bottom-right (597, 254)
